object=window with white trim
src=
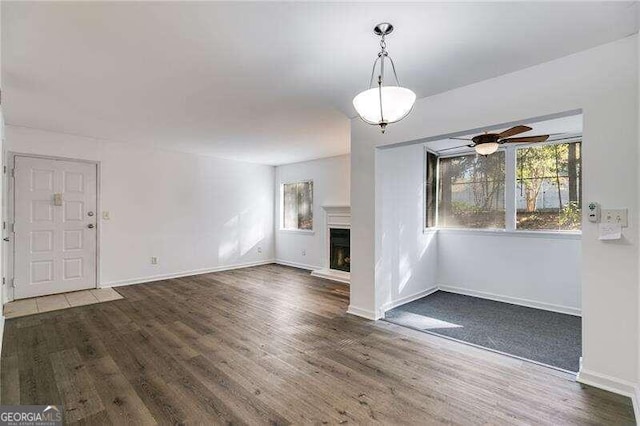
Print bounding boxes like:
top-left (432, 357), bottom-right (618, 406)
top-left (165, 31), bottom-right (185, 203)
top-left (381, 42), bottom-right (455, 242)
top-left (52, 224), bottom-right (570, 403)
top-left (438, 152), bottom-right (506, 229)
top-left (426, 140), bottom-right (582, 232)
top-left (282, 181), bottom-right (313, 230)
top-left (516, 141), bottom-right (582, 231)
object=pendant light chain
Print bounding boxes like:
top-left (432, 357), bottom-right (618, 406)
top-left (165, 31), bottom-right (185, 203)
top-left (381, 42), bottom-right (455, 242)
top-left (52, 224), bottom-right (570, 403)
top-left (378, 34), bottom-right (386, 128)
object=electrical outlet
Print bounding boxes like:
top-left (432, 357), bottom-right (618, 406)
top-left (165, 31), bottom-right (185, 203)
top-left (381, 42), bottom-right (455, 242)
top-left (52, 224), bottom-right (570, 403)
top-left (151, 256), bottom-right (158, 265)
top-left (302, 249), bottom-right (306, 256)
top-left (257, 246), bottom-right (262, 254)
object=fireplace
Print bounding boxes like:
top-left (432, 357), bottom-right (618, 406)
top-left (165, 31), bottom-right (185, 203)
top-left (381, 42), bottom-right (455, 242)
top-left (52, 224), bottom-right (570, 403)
top-left (329, 228), bottom-right (350, 272)
top-left (311, 205), bottom-right (351, 284)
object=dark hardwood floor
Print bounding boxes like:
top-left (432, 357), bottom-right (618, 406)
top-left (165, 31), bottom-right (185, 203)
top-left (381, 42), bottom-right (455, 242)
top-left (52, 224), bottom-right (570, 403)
top-left (1, 264), bottom-right (635, 425)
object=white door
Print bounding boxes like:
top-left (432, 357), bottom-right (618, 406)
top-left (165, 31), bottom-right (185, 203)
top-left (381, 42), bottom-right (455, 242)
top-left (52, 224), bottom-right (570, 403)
top-left (14, 155), bottom-right (97, 299)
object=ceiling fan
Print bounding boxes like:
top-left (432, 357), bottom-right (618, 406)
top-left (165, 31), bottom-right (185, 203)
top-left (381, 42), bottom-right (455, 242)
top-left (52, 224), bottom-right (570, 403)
top-left (443, 125), bottom-right (550, 156)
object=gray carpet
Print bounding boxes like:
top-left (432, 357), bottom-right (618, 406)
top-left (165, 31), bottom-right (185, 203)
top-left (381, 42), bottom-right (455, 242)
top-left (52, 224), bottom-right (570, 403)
top-left (384, 291), bottom-right (581, 372)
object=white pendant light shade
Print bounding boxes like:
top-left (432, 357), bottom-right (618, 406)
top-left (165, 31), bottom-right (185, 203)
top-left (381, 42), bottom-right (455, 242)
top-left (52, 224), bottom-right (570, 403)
top-left (352, 86), bottom-right (416, 125)
top-left (475, 142), bottom-right (499, 156)
top-left (353, 23), bottom-right (415, 133)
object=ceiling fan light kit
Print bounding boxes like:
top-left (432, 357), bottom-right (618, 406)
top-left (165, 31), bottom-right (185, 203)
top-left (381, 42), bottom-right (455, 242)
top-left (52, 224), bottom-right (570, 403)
top-left (474, 142), bottom-right (499, 156)
top-left (352, 23), bottom-right (416, 133)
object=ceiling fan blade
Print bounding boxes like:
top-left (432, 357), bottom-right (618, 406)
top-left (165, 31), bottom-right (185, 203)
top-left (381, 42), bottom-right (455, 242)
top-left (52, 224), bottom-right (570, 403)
top-left (498, 125), bottom-right (532, 139)
top-left (437, 144), bottom-right (474, 152)
top-left (501, 135), bottom-right (550, 144)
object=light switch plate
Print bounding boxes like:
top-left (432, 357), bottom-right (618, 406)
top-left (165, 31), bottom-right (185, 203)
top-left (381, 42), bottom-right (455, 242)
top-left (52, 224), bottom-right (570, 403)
top-left (602, 208), bottom-right (628, 227)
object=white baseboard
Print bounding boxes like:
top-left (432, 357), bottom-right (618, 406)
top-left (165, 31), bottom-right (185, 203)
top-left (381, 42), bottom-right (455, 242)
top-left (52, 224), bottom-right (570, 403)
top-left (102, 259), bottom-right (276, 287)
top-left (437, 284), bottom-right (581, 317)
top-left (379, 286), bottom-right (438, 316)
top-left (577, 367), bottom-right (639, 419)
top-left (274, 259), bottom-right (320, 271)
top-left (347, 305), bottom-right (377, 320)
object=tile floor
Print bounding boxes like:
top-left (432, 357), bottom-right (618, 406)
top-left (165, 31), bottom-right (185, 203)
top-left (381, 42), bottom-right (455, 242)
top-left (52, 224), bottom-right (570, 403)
top-left (4, 287), bottom-right (123, 319)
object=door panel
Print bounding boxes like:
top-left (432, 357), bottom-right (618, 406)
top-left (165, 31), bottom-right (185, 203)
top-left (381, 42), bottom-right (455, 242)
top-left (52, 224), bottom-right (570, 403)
top-left (14, 156), bottom-right (97, 299)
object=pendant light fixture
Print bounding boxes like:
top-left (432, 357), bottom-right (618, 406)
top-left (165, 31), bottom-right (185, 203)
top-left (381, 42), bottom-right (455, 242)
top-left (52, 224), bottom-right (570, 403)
top-left (352, 23), bottom-right (416, 133)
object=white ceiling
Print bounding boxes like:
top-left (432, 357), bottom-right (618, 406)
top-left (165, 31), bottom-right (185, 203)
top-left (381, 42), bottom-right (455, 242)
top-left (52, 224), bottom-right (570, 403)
top-left (2, 2), bottom-right (637, 165)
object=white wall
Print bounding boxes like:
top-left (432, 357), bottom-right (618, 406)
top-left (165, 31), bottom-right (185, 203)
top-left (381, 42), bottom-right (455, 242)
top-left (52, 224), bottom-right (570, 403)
top-left (351, 35), bottom-right (638, 394)
top-left (638, 25), bottom-right (640, 410)
top-left (0, 0), bottom-right (5, 351)
top-left (376, 144), bottom-right (438, 311)
top-left (376, 142), bottom-right (581, 316)
top-left (275, 155), bottom-right (350, 270)
top-left (4, 125), bottom-right (275, 290)
top-left (437, 231), bottom-right (581, 315)
top-left (0, 108), bottom-right (4, 351)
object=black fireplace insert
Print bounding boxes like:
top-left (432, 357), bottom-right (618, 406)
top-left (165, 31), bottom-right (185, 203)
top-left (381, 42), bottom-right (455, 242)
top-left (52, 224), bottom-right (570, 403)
top-left (329, 228), bottom-right (350, 273)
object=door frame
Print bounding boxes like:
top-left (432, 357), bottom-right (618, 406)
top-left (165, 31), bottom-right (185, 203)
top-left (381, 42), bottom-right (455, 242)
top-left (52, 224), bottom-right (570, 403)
top-left (4, 152), bottom-right (102, 302)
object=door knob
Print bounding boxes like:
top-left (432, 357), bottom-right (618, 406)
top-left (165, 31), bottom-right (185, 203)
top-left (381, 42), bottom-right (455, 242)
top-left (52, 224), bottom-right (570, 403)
top-left (87, 224), bottom-right (95, 229)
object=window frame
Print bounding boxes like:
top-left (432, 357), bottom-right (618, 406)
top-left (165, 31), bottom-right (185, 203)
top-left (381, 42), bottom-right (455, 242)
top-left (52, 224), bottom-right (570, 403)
top-left (513, 138), bottom-right (582, 233)
top-left (423, 138), bottom-right (582, 237)
top-left (280, 179), bottom-right (315, 234)
top-left (423, 147), bottom-right (439, 230)
top-left (435, 148), bottom-right (508, 231)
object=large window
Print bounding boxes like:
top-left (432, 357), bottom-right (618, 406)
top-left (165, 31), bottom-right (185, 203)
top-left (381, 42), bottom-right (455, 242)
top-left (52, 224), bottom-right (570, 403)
top-left (438, 152), bottom-right (505, 229)
top-left (282, 181), bottom-right (313, 230)
top-left (516, 141), bottom-right (581, 230)
top-left (426, 140), bottom-right (582, 233)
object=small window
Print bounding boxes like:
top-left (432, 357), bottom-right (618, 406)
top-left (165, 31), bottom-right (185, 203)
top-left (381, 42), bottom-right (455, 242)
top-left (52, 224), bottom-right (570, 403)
top-left (516, 141), bottom-right (581, 231)
top-left (282, 181), bottom-right (313, 230)
top-left (438, 152), bottom-right (506, 229)
top-left (425, 151), bottom-right (437, 228)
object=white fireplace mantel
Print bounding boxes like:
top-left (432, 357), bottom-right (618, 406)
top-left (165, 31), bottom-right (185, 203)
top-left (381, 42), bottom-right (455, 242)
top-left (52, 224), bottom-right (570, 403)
top-left (311, 205), bottom-right (351, 284)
